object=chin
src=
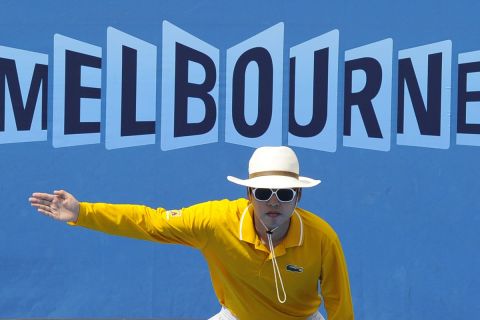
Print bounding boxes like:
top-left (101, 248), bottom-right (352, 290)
top-left (264, 217), bottom-right (285, 228)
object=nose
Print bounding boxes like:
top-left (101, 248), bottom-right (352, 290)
top-left (267, 193), bottom-right (281, 207)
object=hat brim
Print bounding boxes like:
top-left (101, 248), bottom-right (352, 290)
top-left (227, 175), bottom-right (320, 189)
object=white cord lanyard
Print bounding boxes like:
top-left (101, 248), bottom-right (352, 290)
top-left (259, 218), bottom-right (287, 304)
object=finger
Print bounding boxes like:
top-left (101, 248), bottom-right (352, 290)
top-left (54, 190), bottom-right (68, 199)
top-left (31, 203), bottom-right (52, 212)
top-left (31, 192), bottom-right (55, 202)
top-left (29, 197), bottom-right (53, 206)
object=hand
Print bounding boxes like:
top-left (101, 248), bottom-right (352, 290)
top-left (29, 190), bottom-right (80, 222)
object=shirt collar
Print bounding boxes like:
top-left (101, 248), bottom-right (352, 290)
top-left (238, 203), bottom-right (304, 257)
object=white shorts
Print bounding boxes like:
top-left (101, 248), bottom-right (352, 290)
top-left (208, 306), bottom-right (326, 320)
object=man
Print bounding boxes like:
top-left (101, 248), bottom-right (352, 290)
top-left (29, 146), bottom-right (354, 319)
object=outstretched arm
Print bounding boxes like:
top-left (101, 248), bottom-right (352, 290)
top-left (29, 190), bottom-right (79, 223)
top-left (28, 191), bottom-right (214, 248)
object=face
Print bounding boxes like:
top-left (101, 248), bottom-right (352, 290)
top-left (248, 188), bottom-right (301, 231)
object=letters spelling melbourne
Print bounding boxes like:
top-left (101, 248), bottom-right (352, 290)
top-left (0, 22), bottom-right (478, 150)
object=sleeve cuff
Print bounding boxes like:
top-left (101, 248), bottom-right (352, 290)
top-left (67, 202), bottom-right (87, 226)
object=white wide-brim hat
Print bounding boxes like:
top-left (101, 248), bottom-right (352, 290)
top-left (227, 146), bottom-right (321, 189)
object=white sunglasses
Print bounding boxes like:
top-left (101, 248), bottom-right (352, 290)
top-left (251, 188), bottom-right (297, 202)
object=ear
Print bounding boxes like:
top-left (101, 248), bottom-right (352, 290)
top-left (247, 187), bottom-right (253, 201)
top-left (296, 188), bottom-right (302, 204)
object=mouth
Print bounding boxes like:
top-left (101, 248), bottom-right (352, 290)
top-left (266, 212), bottom-right (281, 218)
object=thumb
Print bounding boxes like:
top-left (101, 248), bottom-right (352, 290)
top-left (54, 189), bottom-right (69, 199)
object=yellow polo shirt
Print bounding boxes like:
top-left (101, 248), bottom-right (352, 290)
top-left (71, 198), bottom-right (353, 320)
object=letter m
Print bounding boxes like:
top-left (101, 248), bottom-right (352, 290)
top-left (0, 46), bottom-right (48, 143)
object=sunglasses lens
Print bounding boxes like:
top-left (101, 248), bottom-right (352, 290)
top-left (276, 189), bottom-right (295, 202)
top-left (254, 188), bottom-right (273, 201)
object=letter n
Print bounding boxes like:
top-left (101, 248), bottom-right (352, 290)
top-left (397, 40), bottom-right (451, 149)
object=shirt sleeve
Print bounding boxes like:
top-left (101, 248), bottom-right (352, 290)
top-left (320, 234), bottom-right (354, 319)
top-left (69, 201), bottom-right (217, 249)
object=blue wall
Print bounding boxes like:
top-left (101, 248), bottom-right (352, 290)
top-left (1, 0), bottom-right (479, 319)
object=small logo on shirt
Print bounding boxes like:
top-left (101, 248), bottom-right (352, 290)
top-left (166, 209), bottom-right (182, 220)
top-left (286, 264), bottom-right (304, 273)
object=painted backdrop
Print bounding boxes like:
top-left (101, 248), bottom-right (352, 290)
top-left (1, 0), bottom-right (479, 319)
